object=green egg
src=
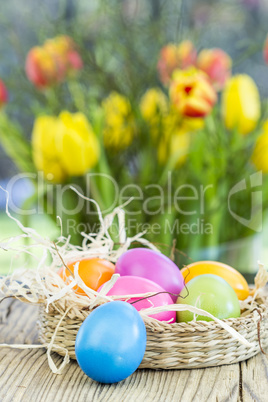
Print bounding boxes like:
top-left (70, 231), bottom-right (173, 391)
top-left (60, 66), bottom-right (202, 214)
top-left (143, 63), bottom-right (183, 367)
top-left (176, 274), bottom-right (241, 323)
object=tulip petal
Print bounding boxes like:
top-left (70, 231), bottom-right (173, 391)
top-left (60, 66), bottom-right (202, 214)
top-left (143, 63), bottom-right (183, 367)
top-left (222, 74), bottom-right (260, 135)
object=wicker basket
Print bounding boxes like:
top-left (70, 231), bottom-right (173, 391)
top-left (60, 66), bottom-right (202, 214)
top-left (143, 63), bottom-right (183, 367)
top-left (1, 205), bottom-right (267, 371)
top-left (38, 296), bottom-right (268, 370)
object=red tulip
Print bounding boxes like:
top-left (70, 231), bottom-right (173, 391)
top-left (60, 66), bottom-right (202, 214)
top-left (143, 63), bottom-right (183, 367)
top-left (0, 79), bottom-right (8, 107)
top-left (67, 50), bottom-right (83, 72)
top-left (170, 67), bottom-right (217, 118)
top-left (264, 35), bottom-right (268, 65)
top-left (197, 48), bottom-right (232, 91)
top-left (157, 41), bottom-right (197, 85)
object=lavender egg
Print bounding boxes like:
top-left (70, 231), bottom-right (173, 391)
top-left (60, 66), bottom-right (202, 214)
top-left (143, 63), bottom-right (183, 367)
top-left (115, 248), bottom-right (184, 302)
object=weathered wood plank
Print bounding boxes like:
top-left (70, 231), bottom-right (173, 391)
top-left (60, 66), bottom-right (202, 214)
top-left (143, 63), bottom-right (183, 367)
top-left (240, 350), bottom-right (268, 401)
top-left (2, 299), bottom-right (264, 402)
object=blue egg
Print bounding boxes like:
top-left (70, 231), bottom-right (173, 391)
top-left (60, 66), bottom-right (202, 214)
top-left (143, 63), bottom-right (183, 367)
top-left (75, 301), bottom-right (147, 383)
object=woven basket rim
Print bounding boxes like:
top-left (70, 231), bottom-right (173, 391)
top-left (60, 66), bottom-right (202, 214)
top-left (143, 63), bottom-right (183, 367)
top-left (38, 295), bottom-right (268, 371)
top-left (44, 294), bottom-right (268, 333)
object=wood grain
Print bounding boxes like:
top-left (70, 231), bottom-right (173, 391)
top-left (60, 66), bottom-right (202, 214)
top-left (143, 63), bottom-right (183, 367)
top-left (240, 351), bottom-right (268, 401)
top-left (0, 299), bottom-right (266, 402)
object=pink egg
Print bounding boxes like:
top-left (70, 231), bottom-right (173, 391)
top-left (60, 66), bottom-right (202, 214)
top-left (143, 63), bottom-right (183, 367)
top-left (98, 276), bottom-right (176, 323)
top-left (115, 248), bottom-right (184, 302)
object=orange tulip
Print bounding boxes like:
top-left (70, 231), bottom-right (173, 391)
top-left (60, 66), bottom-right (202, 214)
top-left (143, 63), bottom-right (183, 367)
top-left (0, 79), bottom-right (8, 107)
top-left (169, 67), bottom-right (217, 118)
top-left (25, 46), bottom-right (61, 88)
top-left (157, 41), bottom-right (197, 85)
top-left (197, 48), bottom-right (232, 91)
top-left (264, 35), bottom-right (268, 65)
top-left (25, 36), bottom-right (83, 88)
top-left (44, 35), bottom-right (83, 76)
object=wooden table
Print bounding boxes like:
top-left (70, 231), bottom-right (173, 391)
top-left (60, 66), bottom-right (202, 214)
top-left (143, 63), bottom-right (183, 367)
top-left (0, 299), bottom-right (267, 402)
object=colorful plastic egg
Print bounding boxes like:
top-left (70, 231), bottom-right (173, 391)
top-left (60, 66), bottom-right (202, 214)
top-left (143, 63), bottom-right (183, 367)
top-left (99, 275), bottom-right (176, 323)
top-left (75, 301), bottom-right (147, 383)
top-left (176, 274), bottom-right (241, 323)
top-left (115, 248), bottom-right (184, 302)
top-left (180, 260), bottom-right (249, 300)
top-left (58, 257), bottom-right (115, 296)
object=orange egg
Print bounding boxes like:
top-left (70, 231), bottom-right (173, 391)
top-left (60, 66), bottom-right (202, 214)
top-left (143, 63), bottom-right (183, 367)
top-left (58, 257), bottom-right (115, 296)
top-left (180, 260), bottom-right (249, 300)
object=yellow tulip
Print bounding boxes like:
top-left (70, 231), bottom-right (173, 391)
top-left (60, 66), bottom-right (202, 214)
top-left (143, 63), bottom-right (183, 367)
top-left (140, 88), bottom-right (168, 140)
top-left (252, 120), bottom-right (268, 173)
top-left (32, 116), bottom-right (67, 182)
top-left (57, 111), bottom-right (99, 176)
top-left (102, 92), bottom-right (136, 149)
top-left (183, 116), bottom-right (205, 131)
top-left (158, 127), bottom-right (190, 168)
top-left (158, 111), bottom-right (195, 168)
top-left (156, 102), bottom-right (203, 168)
top-left (140, 88), bottom-right (168, 121)
top-left (221, 75), bottom-right (261, 135)
top-left (32, 112), bottom-right (99, 182)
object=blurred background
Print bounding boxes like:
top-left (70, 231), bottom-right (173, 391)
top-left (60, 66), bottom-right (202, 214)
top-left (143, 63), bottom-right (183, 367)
top-left (1, 0), bottom-right (268, 277)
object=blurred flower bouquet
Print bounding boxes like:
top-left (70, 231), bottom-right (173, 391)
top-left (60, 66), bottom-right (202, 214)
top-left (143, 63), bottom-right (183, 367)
top-left (1, 27), bottom-right (268, 272)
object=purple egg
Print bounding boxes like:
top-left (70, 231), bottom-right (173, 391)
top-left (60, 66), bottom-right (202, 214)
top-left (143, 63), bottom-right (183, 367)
top-left (115, 248), bottom-right (184, 302)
